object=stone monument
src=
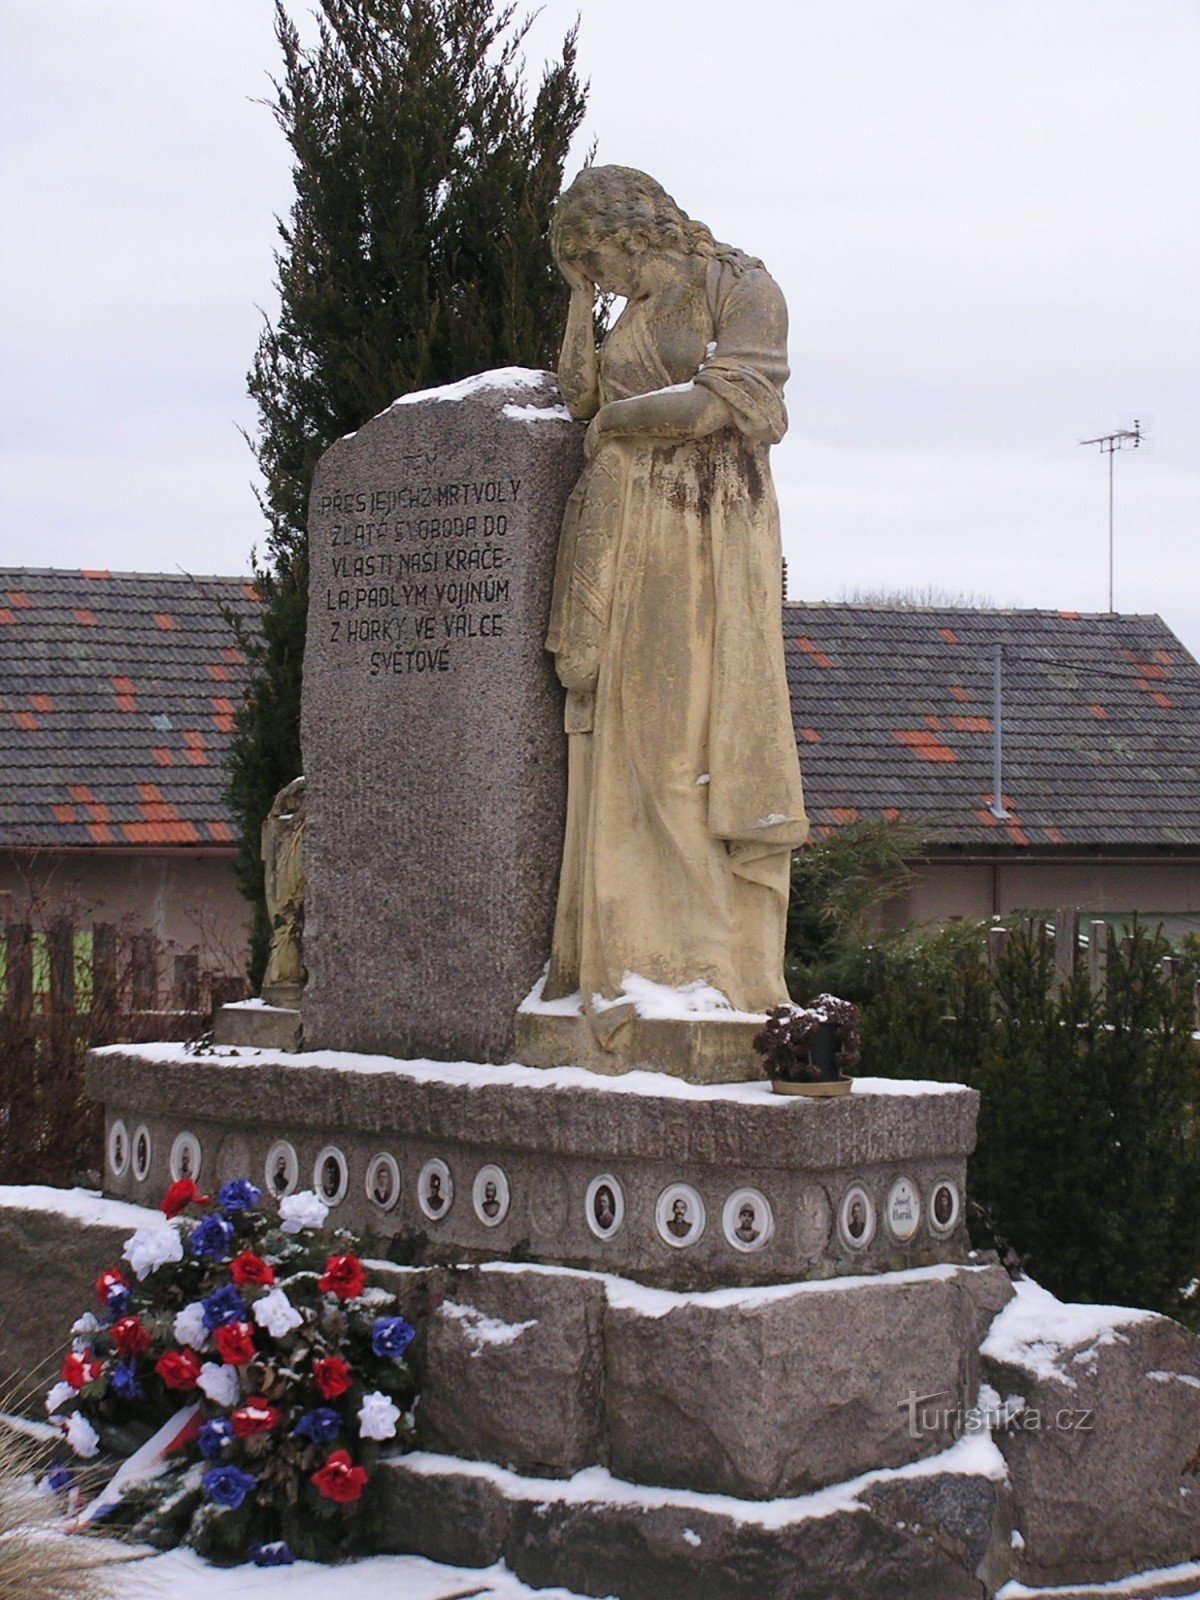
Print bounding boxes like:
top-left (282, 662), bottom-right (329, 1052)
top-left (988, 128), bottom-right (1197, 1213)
top-left (69, 167), bottom-right (1200, 1598)
top-left (300, 368), bottom-right (580, 1063)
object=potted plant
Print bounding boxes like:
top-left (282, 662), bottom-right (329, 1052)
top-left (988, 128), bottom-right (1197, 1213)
top-left (753, 994), bottom-right (861, 1096)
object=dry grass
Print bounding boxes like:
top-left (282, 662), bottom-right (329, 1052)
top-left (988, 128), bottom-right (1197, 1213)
top-left (0, 1412), bottom-right (120, 1600)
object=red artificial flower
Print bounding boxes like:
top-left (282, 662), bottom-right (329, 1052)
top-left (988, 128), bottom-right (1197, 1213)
top-left (214, 1321), bottom-right (257, 1366)
top-left (155, 1348), bottom-right (202, 1391)
top-left (231, 1395), bottom-right (282, 1437)
top-left (312, 1448), bottom-right (369, 1504)
top-left (230, 1250), bottom-right (275, 1288)
top-left (312, 1356), bottom-right (352, 1399)
top-left (160, 1178), bottom-right (210, 1218)
top-left (110, 1316), bottom-right (152, 1358)
top-left (62, 1350), bottom-right (102, 1390)
top-left (95, 1266), bottom-right (128, 1307)
top-left (318, 1254), bottom-right (367, 1302)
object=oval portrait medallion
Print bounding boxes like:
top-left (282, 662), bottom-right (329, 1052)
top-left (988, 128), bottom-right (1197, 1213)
top-left (585, 1174), bottom-right (625, 1241)
top-left (928, 1177), bottom-right (961, 1236)
top-left (107, 1118), bottom-right (129, 1178)
top-left (365, 1151), bottom-right (400, 1212)
top-left (885, 1177), bottom-right (921, 1243)
top-left (722, 1187), bottom-right (775, 1254)
top-left (265, 1140), bottom-right (298, 1200)
top-left (838, 1184), bottom-right (876, 1251)
top-left (472, 1164), bottom-right (511, 1228)
top-left (132, 1124), bottom-right (152, 1183)
top-left (169, 1131), bottom-right (202, 1184)
top-left (314, 1145), bottom-right (349, 1208)
top-left (655, 1183), bottom-right (706, 1250)
top-left (417, 1158), bottom-right (453, 1221)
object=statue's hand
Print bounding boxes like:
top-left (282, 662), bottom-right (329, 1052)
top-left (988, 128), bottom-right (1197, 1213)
top-left (559, 257), bottom-right (595, 296)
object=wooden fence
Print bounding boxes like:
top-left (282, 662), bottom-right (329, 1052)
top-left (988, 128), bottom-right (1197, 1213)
top-left (1, 918), bottom-right (249, 1037)
top-left (986, 910), bottom-right (1200, 1028)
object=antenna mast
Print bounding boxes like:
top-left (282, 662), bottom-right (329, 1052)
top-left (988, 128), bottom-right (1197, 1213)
top-left (1078, 420), bottom-right (1142, 612)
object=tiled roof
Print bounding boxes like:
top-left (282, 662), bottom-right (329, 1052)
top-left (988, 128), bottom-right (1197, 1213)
top-left (784, 604), bottom-right (1200, 851)
top-left (4, 575), bottom-right (1196, 855)
top-left (0, 569), bottom-right (261, 849)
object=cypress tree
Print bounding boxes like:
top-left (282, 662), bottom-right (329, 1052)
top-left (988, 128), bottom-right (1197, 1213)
top-left (227, 0), bottom-right (587, 982)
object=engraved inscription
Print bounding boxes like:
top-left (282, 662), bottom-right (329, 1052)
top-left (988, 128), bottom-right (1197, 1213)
top-left (317, 469), bottom-right (525, 678)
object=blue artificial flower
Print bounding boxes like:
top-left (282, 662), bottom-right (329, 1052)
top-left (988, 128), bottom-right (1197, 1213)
top-left (44, 1466), bottom-right (72, 1494)
top-left (105, 1283), bottom-right (132, 1316)
top-left (292, 1407), bottom-right (341, 1444)
top-left (202, 1463), bottom-right (256, 1511)
top-left (371, 1316), bottom-right (416, 1360)
top-left (249, 1542), bottom-right (294, 1567)
top-left (197, 1418), bottom-right (234, 1461)
top-left (190, 1214), bottom-right (234, 1260)
top-left (201, 1284), bottom-right (247, 1331)
top-left (110, 1358), bottom-right (143, 1400)
top-left (217, 1178), bottom-right (262, 1213)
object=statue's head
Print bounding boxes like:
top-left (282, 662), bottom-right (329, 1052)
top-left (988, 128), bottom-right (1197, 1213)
top-left (552, 165), bottom-right (718, 282)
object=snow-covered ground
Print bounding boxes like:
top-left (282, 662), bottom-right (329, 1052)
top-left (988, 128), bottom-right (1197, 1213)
top-left (87, 1547), bottom-right (606, 1600)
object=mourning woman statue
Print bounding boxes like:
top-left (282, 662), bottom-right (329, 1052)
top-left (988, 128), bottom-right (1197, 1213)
top-left (542, 166), bottom-right (808, 1030)
top-left (261, 775), bottom-right (306, 1009)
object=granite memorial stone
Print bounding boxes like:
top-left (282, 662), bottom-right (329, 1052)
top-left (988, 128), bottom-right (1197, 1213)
top-left (301, 368), bottom-right (583, 1061)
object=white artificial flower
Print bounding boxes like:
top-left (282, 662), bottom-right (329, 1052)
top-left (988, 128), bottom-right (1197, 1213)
top-left (122, 1223), bottom-right (184, 1281)
top-left (252, 1287), bottom-right (303, 1338)
top-left (173, 1302), bottom-right (209, 1351)
top-left (45, 1381), bottom-right (74, 1416)
top-left (278, 1190), bottom-right (328, 1234)
top-left (70, 1312), bottom-right (100, 1337)
top-left (196, 1362), bottom-right (240, 1407)
top-left (356, 1390), bottom-right (400, 1441)
top-left (64, 1412), bottom-right (100, 1459)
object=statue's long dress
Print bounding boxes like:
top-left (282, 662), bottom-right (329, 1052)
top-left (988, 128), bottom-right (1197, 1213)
top-left (544, 253), bottom-right (808, 1017)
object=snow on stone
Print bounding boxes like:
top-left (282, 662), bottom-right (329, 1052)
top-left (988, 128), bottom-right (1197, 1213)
top-left (390, 366), bottom-right (550, 408)
top-left (502, 401), bottom-right (573, 423)
top-left (617, 972), bottom-right (749, 1021)
top-left (108, 1547), bottom-right (608, 1600)
top-left (981, 1275), bottom-right (1156, 1390)
top-left (0, 1185), bottom-right (161, 1231)
top-left (440, 1300), bottom-right (538, 1356)
top-left (397, 1430), bottom-right (1005, 1532)
top-left (476, 1255), bottom-right (994, 1319)
top-left (997, 1558), bottom-right (1200, 1598)
top-left (93, 1040), bottom-right (968, 1104)
top-left (1146, 1369), bottom-right (1200, 1390)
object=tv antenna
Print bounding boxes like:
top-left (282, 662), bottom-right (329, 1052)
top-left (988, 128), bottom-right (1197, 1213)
top-left (1078, 420), bottom-right (1141, 612)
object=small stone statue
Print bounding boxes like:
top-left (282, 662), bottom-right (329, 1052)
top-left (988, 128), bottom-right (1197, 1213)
top-left (261, 776), bottom-right (306, 1010)
top-left (543, 166), bottom-right (808, 1025)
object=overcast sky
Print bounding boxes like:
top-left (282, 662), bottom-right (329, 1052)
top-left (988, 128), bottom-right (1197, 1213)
top-left (1, 1), bottom-right (1197, 656)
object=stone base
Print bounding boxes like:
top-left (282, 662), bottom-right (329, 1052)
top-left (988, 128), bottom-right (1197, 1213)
top-left (371, 1443), bottom-right (1014, 1600)
top-left (87, 1043), bottom-right (978, 1290)
top-left (514, 1007), bottom-right (765, 1084)
top-left (213, 1001), bottom-right (302, 1051)
top-left (261, 981), bottom-right (303, 1011)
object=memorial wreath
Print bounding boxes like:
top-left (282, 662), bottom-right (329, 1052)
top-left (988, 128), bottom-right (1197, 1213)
top-left (43, 1177), bottom-right (417, 1565)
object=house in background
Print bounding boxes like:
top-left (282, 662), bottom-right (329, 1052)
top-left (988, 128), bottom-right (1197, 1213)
top-left (784, 604), bottom-right (1200, 937)
top-left (4, 572), bottom-right (1197, 995)
top-left (0, 569), bottom-right (262, 997)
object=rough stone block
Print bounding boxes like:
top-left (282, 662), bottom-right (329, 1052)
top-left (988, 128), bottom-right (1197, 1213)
top-left (301, 368), bottom-right (583, 1064)
top-left (375, 1443), bottom-right (1012, 1600)
top-left (604, 1265), bottom-right (1000, 1497)
top-left (0, 1191), bottom-right (157, 1403)
top-left (982, 1286), bottom-right (1200, 1586)
top-left (213, 1001), bottom-right (301, 1051)
top-left (417, 1265), bottom-right (606, 1477)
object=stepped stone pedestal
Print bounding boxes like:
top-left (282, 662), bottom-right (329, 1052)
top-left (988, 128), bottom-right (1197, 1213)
top-left (87, 1045), bottom-right (977, 1291)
